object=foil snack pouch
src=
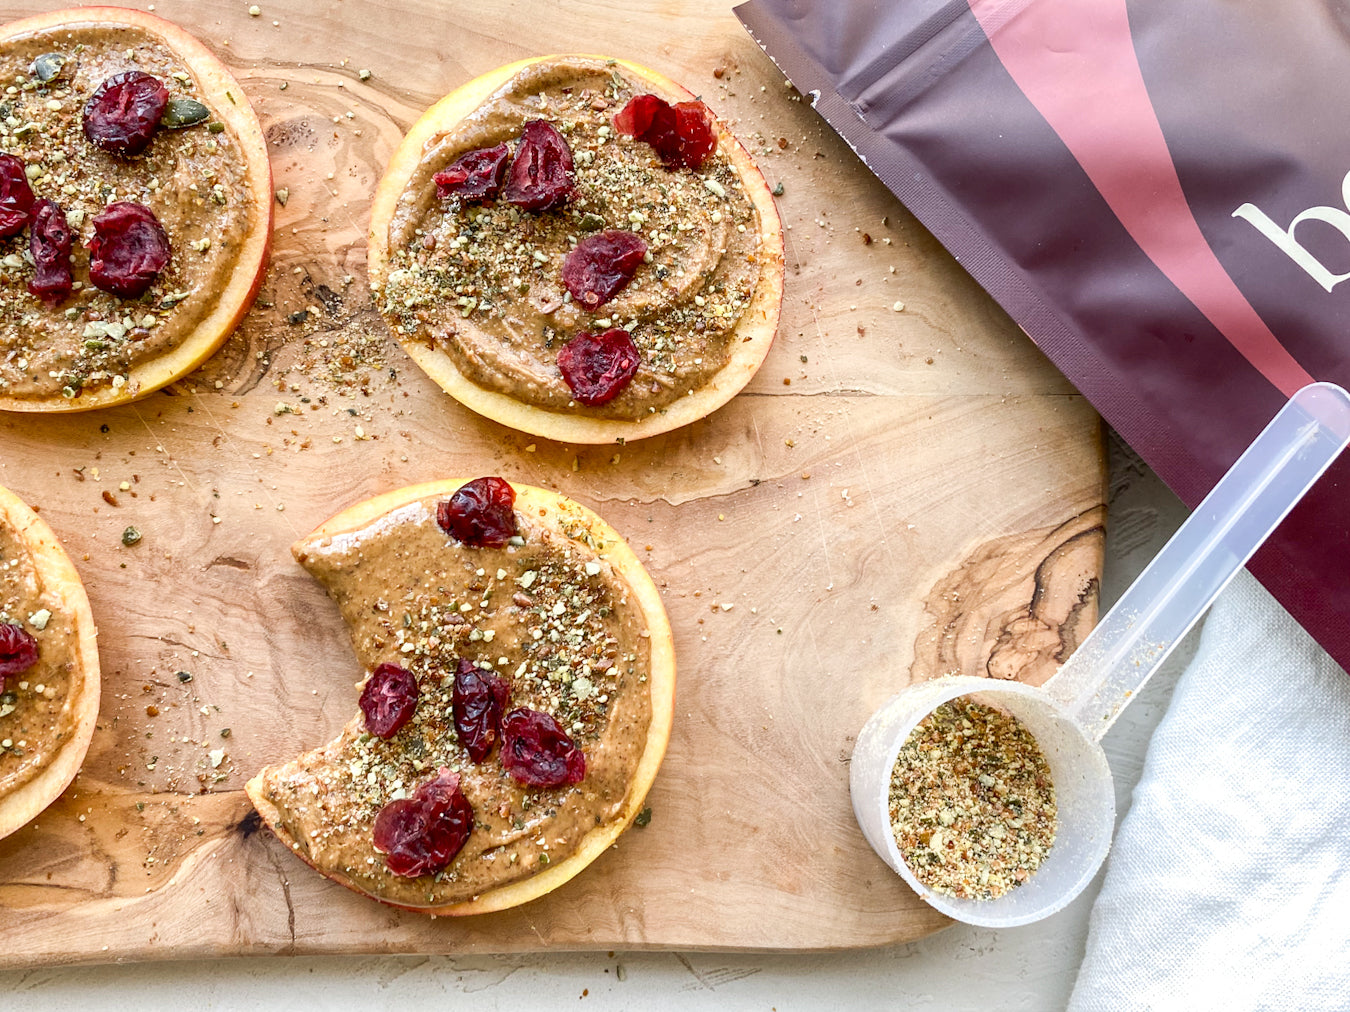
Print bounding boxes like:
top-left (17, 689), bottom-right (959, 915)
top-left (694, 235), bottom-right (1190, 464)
top-left (737, 0), bottom-right (1350, 670)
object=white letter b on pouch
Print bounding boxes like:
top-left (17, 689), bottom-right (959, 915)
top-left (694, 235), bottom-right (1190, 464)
top-left (1233, 169), bottom-right (1350, 292)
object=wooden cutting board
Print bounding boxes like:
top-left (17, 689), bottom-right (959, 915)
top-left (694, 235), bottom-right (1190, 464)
top-left (0, 0), bottom-right (1104, 962)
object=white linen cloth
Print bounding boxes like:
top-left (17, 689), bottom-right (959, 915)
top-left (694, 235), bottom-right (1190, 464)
top-left (1069, 569), bottom-right (1350, 1011)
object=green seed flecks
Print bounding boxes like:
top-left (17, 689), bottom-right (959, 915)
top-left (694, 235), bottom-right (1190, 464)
top-left (30, 53), bottom-right (66, 83)
top-left (160, 97), bottom-right (210, 128)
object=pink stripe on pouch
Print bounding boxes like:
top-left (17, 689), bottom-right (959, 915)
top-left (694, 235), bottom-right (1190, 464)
top-left (968, 0), bottom-right (1314, 397)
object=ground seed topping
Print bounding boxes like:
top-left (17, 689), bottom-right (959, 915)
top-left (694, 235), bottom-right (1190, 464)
top-left (888, 696), bottom-right (1057, 901)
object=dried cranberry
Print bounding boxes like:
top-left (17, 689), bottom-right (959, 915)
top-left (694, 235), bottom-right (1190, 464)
top-left (557, 328), bottom-right (640, 406)
top-left (28, 200), bottom-right (73, 303)
top-left (371, 768), bottom-right (474, 877)
top-left (452, 658), bottom-right (510, 762)
top-left (436, 476), bottom-right (519, 548)
top-left (562, 230), bottom-right (647, 311)
top-left (0, 154), bottom-right (35, 239)
top-left (434, 143), bottom-right (510, 203)
top-left (672, 102), bottom-right (718, 166)
top-left (612, 94), bottom-right (662, 138)
top-left (88, 202), bottom-right (171, 299)
top-left (501, 708), bottom-right (586, 788)
top-left (613, 94), bottom-right (717, 170)
top-left (358, 662), bottom-right (419, 739)
top-left (83, 71), bottom-right (170, 156)
top-left (502, 119), bottom-right (575, 211)
top-left (0, 622), bottom-right (37, 681)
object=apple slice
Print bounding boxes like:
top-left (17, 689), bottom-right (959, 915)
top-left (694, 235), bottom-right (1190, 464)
top-left (0, 7), bottom-right (272, 412)
top-left (0, 483), bottom-right (100, 841)
top-left (246, 478), bottom-right (676, 915)
top-left (369, 56), bottom-right (784, 444)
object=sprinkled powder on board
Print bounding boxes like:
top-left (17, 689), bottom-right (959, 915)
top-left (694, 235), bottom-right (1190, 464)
top-left (888, 696), bottom-right (1057, 900)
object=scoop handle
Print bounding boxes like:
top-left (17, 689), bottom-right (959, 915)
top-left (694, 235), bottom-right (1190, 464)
top-left (1044, 382), bottom-right (1350, 741)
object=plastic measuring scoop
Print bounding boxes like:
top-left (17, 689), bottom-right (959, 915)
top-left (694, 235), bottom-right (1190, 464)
top-left (851, 381), bottom-right (1350, 928)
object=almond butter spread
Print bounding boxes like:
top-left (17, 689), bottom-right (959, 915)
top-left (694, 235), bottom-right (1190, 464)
top-left (0, 521), bottom-right (83, 795)
top-left (253, 495), bottom-right (653, 906)
top-left (376, 57), bottom-right (768, 420)
top-left (0, 23), bottom-right (254, 402)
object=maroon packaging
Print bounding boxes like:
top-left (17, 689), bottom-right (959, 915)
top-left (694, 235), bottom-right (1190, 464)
top-left (737, 0), bottom-right (1350, 671)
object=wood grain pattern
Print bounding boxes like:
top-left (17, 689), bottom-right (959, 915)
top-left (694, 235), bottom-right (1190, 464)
top-left (0, 0), bottom-right (1103, 962)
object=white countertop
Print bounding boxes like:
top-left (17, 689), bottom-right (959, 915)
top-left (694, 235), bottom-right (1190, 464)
top-left (0, 431), bottom-right (1192, 1011)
